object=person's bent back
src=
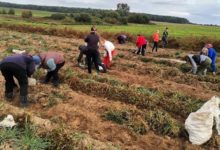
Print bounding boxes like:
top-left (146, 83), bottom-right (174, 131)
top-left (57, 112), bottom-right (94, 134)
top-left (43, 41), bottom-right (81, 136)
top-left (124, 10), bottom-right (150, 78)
top-left (33, 51), bottom-right (65, 87)
top-left (0, 54), bottom-right (36, 107)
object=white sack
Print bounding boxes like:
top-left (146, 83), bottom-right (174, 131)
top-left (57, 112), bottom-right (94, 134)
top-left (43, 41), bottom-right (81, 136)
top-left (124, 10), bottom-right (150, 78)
top-left (185, 96), bottom-right (220, 145)
top-left (0, 115), bottom-right (17, 128)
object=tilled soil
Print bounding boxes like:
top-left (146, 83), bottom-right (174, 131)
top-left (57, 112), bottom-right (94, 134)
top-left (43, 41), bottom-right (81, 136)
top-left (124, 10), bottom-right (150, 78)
top-left (0, 29), bottom-right (218, 149)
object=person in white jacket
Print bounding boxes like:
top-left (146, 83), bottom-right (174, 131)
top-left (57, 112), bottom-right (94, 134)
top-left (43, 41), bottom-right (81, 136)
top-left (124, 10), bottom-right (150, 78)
top-left (102, 40), bottom-right (116, 68)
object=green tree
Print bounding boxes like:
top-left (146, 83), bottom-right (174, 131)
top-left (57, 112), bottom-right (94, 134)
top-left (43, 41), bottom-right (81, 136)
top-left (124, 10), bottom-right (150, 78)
top-left (116, 3), bottom-right (130, 16)
top-left (21, 10), bottom-right (32, 18)
top-left (2, 9), bottom-right (7, 14)
top-left (75, 13), bottom-right (92, 23)
top-left (50, 13), bottom-right (66, 20)
top-left (118, 17), bottom-right (128, 25)
top-left (8, 8), bottom-right (15, 15)
top-left (128, 14), bottom-right (150, 24)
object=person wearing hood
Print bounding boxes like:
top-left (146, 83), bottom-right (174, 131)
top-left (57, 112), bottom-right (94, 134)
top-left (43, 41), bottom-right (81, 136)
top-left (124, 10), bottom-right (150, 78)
top-left (0, 54), bottom-right (36, 106)
top-left (33, 51), bottom-right (65, 87)
top-left (136, 34), bottom-right (147, 56)
top-left (204, 44), bottom-right (217, 75)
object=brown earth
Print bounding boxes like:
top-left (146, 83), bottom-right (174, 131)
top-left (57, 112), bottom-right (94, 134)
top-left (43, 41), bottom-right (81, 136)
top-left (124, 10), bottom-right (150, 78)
top-left (0, 29), bottom-right (218, 149)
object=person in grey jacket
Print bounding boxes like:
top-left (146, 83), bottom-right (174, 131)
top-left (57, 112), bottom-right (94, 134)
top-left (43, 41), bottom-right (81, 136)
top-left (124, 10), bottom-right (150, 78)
top-left (186, 54), bottom-right (212, 76)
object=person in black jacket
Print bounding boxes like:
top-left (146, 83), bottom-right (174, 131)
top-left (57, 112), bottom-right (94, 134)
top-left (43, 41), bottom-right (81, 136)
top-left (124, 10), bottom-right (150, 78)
top-left (77, 45), bottom-right (107, 73)
top-left (162, 27), bottom-right (169, 48)
top-left (0, 54), bottom-right (36, 106)
top-left (85, 27), bottom-right (100, 74)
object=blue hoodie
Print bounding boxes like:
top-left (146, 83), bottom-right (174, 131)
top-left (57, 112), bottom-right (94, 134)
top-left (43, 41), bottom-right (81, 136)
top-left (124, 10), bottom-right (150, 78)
top-left (208, 48), bottom-right (217, 72)
top-left (0, 54), bottom-right (35, 77)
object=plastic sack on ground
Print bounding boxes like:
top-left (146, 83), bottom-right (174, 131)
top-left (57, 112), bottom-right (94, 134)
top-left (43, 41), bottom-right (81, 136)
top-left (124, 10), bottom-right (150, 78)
top-left (185, 96), bottom-right (220, 145)
top-left (14, 77), bottom-right (37, 87)
top-left (28, 78), bottom-right (37, 86)
top-left (0, 115), bottom-right (17, 128)
top-left (12, 49), bottom-right (26, 54)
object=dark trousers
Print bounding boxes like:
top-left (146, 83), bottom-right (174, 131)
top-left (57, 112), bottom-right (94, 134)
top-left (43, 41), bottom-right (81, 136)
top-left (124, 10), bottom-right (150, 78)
top-left (0, 63), bottom-right (28, 96)
top-left (152, 42), bottom-right (158, 52)
top-left (77, 52), bottom-right (84, 63)
top-left (162, 38), bottom-right (168, 48)
top-left (45, 62), bottom-right (65, 83)
top-left (86, 50), bottom-right (99, 74)
top-left (137, 44), bottom-right (147, 56)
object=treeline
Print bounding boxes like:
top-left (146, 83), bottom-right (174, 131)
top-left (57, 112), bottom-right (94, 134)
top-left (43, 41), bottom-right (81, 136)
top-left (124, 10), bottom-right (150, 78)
top-left (146, 14), bottom-right (189, 24)
top-left (0, 1), bottom-right (190, 24)
top-left (0, 8), bottom-right (15, 15)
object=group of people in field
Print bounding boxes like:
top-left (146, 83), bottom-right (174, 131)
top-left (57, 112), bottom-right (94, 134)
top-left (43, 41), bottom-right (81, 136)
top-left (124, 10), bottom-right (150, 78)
top-left (135, 27), bottom-right (169, 56)
top-left (0, 25), bottom-right (217, 107)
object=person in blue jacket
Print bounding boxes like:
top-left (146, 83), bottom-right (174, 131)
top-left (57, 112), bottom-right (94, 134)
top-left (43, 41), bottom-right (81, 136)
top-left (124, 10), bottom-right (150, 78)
top-left (205, 44), bottom-right (217, 75)
top-left (0, 54), bottom-right (37, 107)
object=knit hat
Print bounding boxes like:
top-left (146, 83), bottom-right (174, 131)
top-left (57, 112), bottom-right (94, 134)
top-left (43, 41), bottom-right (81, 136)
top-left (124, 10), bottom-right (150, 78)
top-left (32, 55), bottom-right (41, 65)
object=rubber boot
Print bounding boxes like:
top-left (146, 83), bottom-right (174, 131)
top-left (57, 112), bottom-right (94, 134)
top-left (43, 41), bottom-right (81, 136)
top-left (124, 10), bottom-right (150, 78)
top-left (5, 92), bottom-right (13, 101)
top-left (52, 80), bottom-right (59, 87)
top-left (20, 96), bottom-right (29, 107)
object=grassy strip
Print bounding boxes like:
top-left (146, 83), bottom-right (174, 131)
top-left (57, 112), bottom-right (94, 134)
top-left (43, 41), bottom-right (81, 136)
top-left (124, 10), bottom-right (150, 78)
top-left (103, 108), bottom-right (181, 137)
top-left (0, 123), bottom-right (50, 150)
top-left (64, 69), bottom-right (204, 119)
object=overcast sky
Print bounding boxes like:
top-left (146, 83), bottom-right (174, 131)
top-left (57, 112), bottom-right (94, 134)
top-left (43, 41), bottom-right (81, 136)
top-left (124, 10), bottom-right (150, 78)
top-left (1, 0), bottom-right (220, 25)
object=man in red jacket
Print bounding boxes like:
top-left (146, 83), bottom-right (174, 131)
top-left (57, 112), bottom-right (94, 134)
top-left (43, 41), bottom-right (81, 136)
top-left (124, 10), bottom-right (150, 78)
top-left (152, 30), bottom-right (160, 52)
top-left (136, 34), bottom-right (147, 56)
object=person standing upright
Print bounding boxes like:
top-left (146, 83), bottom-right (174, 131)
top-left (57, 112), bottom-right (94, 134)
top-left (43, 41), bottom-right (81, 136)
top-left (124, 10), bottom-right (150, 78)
top-left (136, 34), bottom-right (147, 56)
top-left (152, 30), bottom-right (160, 53)
top-left (162, 27), bottom-right (169, 48)
top-left (85, 26), bottom-right (100, 74)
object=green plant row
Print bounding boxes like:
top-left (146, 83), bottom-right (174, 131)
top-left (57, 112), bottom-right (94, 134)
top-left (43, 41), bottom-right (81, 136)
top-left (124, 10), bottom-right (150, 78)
top-left (103, 108), bottom-right (181, 137)
top-left (64, 69), bottom-right (204, 119)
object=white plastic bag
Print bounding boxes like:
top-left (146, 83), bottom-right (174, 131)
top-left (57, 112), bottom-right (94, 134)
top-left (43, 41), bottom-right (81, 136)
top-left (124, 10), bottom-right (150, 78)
top-left (28, 78), bottom-right (37, 86)
top-left (0, 115), bottom-right (17, 128)
top-left (185, 96), bottom-right (220, 145)
top-left (12, 49), bottom-right (26, 54)
top-left (14, 77), bottom-right (37, 87)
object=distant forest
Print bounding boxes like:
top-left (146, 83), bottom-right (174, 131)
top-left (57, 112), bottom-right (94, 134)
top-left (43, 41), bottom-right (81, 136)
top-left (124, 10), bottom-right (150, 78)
top-left (0, 1), bottom-right (190, 24)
